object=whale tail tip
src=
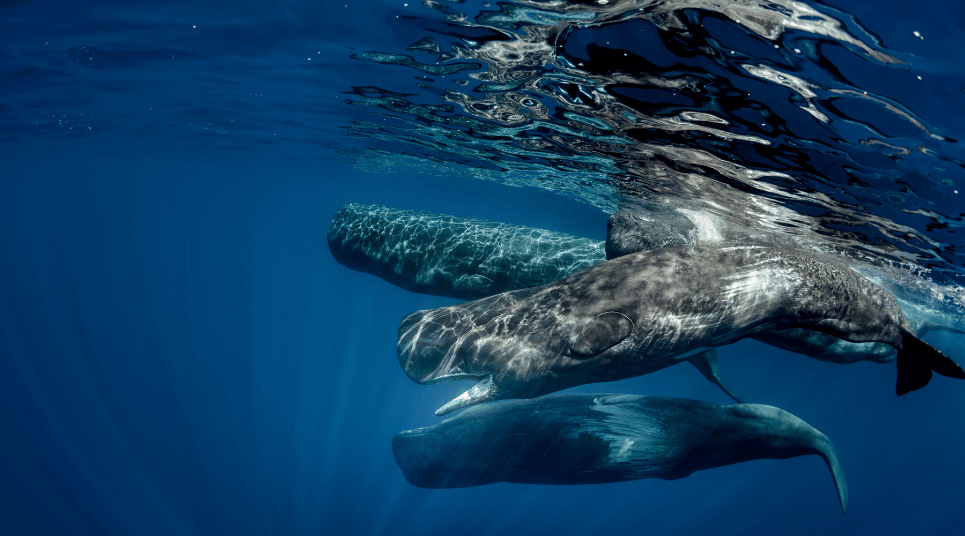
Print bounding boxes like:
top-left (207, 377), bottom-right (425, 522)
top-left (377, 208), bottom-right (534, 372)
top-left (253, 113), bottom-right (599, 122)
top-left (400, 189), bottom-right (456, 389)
top-left (896, 329), bottom-right (965, 396)
top-left (814, 434), bottom-right (849, 516)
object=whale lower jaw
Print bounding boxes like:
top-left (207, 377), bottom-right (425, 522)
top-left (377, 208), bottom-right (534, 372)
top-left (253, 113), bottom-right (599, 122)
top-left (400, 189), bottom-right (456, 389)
top-left (424, 371), bottom-right (486, 385)
top-left (435, 375), bottom-right (495, 416)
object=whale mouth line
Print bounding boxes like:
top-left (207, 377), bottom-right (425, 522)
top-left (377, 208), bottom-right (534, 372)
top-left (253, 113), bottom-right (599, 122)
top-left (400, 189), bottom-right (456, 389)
top-left (425, 372), bottom-right (488, 385)
top-left (435, 374), bottom-right (495, 416)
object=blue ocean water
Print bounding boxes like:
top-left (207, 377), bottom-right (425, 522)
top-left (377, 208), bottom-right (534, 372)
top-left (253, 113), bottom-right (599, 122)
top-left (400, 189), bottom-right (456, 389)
top-left (2, 1), bottom-right (964, 535)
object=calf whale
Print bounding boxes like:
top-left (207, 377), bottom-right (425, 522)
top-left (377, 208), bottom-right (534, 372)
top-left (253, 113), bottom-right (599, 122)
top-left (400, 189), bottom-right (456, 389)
top-left (327, 203), bottom-right (605, 299)
top-left (392, 393), bottom-right (849, 514)
top-left (398, 244), bottom-right (965, 415)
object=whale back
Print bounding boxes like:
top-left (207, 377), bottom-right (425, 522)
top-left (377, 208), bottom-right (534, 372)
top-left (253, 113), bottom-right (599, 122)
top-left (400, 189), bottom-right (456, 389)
top-left (327, 203), bottom-right (605, 299)
top-left (606, 208), bottom-right (696, 259)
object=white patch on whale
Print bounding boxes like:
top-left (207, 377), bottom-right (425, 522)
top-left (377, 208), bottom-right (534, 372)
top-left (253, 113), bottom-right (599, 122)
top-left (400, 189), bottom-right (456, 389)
top-left (583, 399), bottom-right (668, 474)
top-left (677, 208), bottom-right (724, 243)
top-left (435, 375), bottom-right (494, 416)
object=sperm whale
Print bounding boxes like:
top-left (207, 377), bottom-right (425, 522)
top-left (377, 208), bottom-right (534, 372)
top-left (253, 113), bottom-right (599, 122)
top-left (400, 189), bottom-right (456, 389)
top-left (392, 393), bottom-right (849, 514)
top-left (398, 244), bottom-right (965, 415)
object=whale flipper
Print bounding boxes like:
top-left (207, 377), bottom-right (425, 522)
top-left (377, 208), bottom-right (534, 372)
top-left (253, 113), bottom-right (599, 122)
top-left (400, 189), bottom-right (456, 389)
top-left (688, 348), bottom-right (744, 403)
top-left (896, 329), bottom-right (965, 396)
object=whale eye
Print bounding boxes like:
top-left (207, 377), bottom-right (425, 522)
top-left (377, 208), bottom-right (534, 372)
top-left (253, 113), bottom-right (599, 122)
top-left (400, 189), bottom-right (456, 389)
top-left (570, 312), bottom-right (633, 358)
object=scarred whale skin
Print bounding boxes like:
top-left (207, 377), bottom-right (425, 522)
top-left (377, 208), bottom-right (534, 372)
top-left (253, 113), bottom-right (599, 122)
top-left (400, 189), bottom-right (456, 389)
top-left (753, 308), bottom-right (965, 365)
top-left (605, 207), bottom-right (696, 258)
top-left (398, 244), bottom-right (965, 415)
top-left (327, 203), bottom-right (605, 300)
top-left (392, 393), bottom-right (849, 514)
top-left (604, 209), bottom-right (965, 366)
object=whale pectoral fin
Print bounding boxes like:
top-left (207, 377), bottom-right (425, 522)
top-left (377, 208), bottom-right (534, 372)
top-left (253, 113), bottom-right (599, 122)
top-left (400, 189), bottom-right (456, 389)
top-left (687, 348), bottom-right (744, 403)
top-left (897, 329), bottom-right (965, 396)
top-left (570, 312), bottom-right (633, 359)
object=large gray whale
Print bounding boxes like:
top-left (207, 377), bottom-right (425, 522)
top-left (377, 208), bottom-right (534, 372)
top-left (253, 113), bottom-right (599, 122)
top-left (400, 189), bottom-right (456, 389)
top-left (604, 209), bottom-right (965, 365)
top-left (398, 244), bottom-right (965, 415)
top-left (327, 203), bottom-right (606, 300)
top-left (392, 393), bottom-right (849, 514)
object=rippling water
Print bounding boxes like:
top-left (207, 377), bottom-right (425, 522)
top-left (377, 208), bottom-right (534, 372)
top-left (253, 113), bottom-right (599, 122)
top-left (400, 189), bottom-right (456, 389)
top-left (344, 1), bottom-right (965, 287)
top-left (2, 1), bottom-right (964, 535)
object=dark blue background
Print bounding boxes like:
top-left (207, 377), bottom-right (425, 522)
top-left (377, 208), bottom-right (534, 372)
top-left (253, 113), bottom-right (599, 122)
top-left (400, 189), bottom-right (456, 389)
top-left (2, 1), bottom-right (964, 535)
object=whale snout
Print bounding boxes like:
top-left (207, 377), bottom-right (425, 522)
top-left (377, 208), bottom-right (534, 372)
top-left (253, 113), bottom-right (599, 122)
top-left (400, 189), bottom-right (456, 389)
top-left (397, 308), bottom-right (477, 384)
top-left (392, 429), bottom-right (454, 488)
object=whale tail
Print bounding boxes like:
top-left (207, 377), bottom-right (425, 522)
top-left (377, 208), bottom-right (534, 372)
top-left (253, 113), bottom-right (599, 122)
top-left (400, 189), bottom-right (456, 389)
top-left (733, 404), bottom-right (848, 515)
top-left (809, 427), bottom-right (850, 515)
top-left (896, 328), bottom-right (965, 395)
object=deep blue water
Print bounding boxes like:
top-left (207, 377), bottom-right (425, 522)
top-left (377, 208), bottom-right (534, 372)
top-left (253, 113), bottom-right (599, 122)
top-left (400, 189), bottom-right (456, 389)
top-left (2, 1), bottom-right (965, 535)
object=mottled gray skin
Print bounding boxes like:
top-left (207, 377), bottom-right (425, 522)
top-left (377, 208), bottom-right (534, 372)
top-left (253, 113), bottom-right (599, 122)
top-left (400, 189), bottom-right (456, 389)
top-left (393, 393), bottom-right (849, 514)
top-left (755, 329), bottom-right (897, 364)
top-left (329, 204), bottom-right (958, 368)
top-left (398, 245), bottom-right (920, 414)
top-left (605, 208), bottom-right (696, 259)
top-left (756, 297), bottom-right (965, 364)
top-left (327, 203), bottom-right (606, 300)
top-left (604, 209), bottom-right (964, 366)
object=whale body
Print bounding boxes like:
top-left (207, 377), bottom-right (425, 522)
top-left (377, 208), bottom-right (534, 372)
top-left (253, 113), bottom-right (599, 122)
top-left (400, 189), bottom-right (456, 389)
top-left (604, 207), bottom-right (697, 258)
top-left (398, 244), bottom-right (965, 415)
top-left (754, 309), bottom-right (965, 365)
top-left (392, 393), bottom-right (849, 514)
top-left (327, 203), bottom-right (605, 300)
top-left (604, 209), bottom-right (965, 365)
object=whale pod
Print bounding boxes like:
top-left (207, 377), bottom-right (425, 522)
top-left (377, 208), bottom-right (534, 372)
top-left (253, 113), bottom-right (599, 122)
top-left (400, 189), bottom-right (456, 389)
top-left (398, 245), bottom-right (965, 414)
top-left (392, 393), bottom-right (849, 514)
top-left (327, 203), bottom-right (605, 300)
top-left (326, 204), bottom-right (962, 383)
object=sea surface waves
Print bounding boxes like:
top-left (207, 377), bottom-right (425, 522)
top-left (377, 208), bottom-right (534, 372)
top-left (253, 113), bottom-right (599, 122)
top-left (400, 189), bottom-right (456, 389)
top-left (339, 1), bottom-right (965, 301)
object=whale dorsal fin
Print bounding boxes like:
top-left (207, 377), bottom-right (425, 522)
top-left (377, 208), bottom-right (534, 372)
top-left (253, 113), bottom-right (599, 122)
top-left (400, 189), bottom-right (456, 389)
top-left (571, 312), bottom-right (633, 358)
top-left (688, 348), bottom-right (744, 403)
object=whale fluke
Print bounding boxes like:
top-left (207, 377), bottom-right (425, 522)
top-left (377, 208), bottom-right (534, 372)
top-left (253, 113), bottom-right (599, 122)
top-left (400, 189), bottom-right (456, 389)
top-left (434, 375), bottom-right (496, 416)
top-left (897, 329), bottom-right (965, 395)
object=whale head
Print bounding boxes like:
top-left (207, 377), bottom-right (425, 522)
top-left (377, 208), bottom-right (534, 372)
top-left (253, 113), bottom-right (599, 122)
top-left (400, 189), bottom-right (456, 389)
top-left (397, 286), bottom-right (637, 416)
top-left (390, 403), bottom-right (503, 488)
top-left (396, 305), bottom-right (520, 416)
